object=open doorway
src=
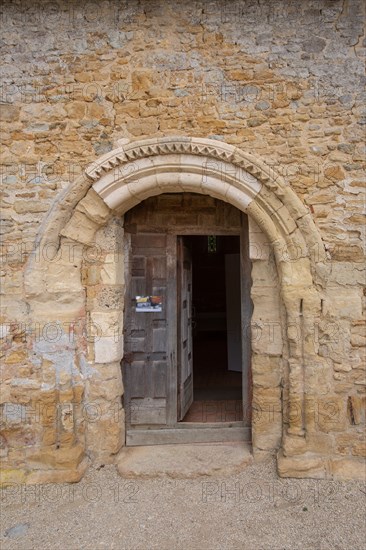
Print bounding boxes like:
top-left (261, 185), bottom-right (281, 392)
top-left (178, 235), bottom-right (243, 423)
top-left (123, 193), bottom-right (251, 445)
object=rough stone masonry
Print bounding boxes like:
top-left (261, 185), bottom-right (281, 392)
top-left (0, 0), bottom-right (365, 483)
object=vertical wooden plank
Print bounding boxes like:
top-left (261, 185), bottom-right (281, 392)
top-left (166, 234), bottom-right (177, 426)
top-left (176, 237), bottom-right (183, 420)
top-left (177, 237), bottom-right (194, 421)
top-left (122, 231), bottom-right (132, 433)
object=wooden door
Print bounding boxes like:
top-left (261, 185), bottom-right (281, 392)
top-left (123, 232), bottom-right (176, 430)
top-left (177, 237), bottom-right (194, 420)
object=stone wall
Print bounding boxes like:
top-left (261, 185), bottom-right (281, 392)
top-left (0, 0), bottom-right (365, 482)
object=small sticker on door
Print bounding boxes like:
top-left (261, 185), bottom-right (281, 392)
top-left (135, 296), bottom-right (163, 312)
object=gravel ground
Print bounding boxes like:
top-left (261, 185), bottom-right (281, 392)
top-left (1, 458), bottom-right (365, 550)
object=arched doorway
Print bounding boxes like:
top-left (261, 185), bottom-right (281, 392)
top-left (24, 136), bottom-right (327, 479)
top-left (122, 193), bottom-right (253, 445)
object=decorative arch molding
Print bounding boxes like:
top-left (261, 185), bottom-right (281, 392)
top-left (23, 136), bottom-right (331, 475)
top-left (30, 136), bottom-right (326, 282)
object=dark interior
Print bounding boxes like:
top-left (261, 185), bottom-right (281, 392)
top-left (182, 235), bottom-right (242, 422)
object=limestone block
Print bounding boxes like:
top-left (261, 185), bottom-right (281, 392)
top-left (45, 260), bottom-right (83, 294)
top-left (95, 218), bottom-right (124, 251)
top-left (87, 361), bottom-right (124, 385)
top-left (0, 402), bottom-right (27, 426)
top-left (282, 434), bottom-right (307, 456)
top-left (330, 244), bottom-right (364, 262)
top-left (327, 263), bottom-right (366, 286)
top-left (4, 350), bottom-right (28, 365)
top-left (251, 354), bottom-right (282, 388)
top-left (30, 292), bottom-right (85, 323)
top-left (352, 440), bottom-right (366, 457)
top-left (325, 287), bottom-right (362, 320)
top-left (0, 384), bottom-right (11, 404)
top-left (26, 442), bottom-right (85, 469)
top-left (76, 188), bottom-right (111, 225)
top-left (351, 333), bottom-right (366, 347)
top-left (83, 265), bottom-right (101, 286)
top-left (275, 204), bottom-right (298, 235)
top-left (347, 395), bottom-right (365, 425)
top-left (305, 433), bottom-right (335, 455)
top-left (302, 397), bottom-right (320, 432)
top-left (14, 200), bottom-right (49, 214)
top-left (61, 211), bottom-right (100, 245)
top-left (305, 361), bottom-right (333, 395)
top-left (93, 285), bottom-right (124, 311)
top-left (246, 201), bottom-right (280, 245)
top-left (41, 427), bottom-right (57, 446)
top-left (251, 287), bottom-right (281, 321)
top-left (248, 218), bottom-right (270, 260)
top-left (315, 396), bottom-right (347, 433)
top-left (257, 186), bottom-right (284, 214)
top-left (336, 433), bottom-right (359, 455)
top-left (90, 311), bottom-right (123, 338)
top-left (225, 183), bottom-right (255, 211)
top-left (281, 285), bottom-right (312, 318)
top-left (203, 179), bottom-right (235, 203)
top-left (0, 468), bottom-right (28, 485)
top-left (251, 319), bottom-right (283, 356)
top-left (0, 296), bottom-right (28, 321)
top-left (328, 458), bottom-right (366, 481)
top-left (351, 368), bottom-right (366, 387)
top-left (252, 386), bottom-right (282, 412)
top-left (86, 376), bottom-right (123, 401)
top-left (127, 175), bottom-right (160, 202)
top-left (318, 318), bottom-right (350, 362)
top-left (279, 258), bottom-right (313, 287)
top-left (103, 184), bottom-right (140, 212)
top-left (252, 418), bottom-right (282, 451)
top-left (295, 213), bottom-right (327, 264)
top-left (89, 311), bottom-right (123, 363)
top-left (285, 395), bottom-right (304, 433)
top-left (283, 229), bottom-right (308, 261)
top-left (155, 171), bottom-right (184, 193)
top-left (302, 288), bottom-right (322, 316)
top-left (85, 401), bottom-right (124, 460)
top-left (100, 254), bottom-right (124, 285)
top-left (251, 258), bottom-right (278, 287)
top-left (127, 117), bottom-right (159, 136)
top-left (25, 458), bottom-right (89, 484)
top-left (0, 104), bottom-right (20, 122)
top-left (24, 262), bottom-right (47, 297)
top-left (93, 337), bottom-right (123, 364)
top-left (277, 450), bottom-right (326, 479)
top-left (59, 431), bottom-right (76, 447)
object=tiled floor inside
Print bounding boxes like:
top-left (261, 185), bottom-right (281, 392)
top-left (182, 399), bottom-right (243, 422)
top-left (182, 332), bottom-right (244, 423)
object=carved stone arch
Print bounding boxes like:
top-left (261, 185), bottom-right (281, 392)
top-left (28, 136), bottom-right (326, 279)
top-left (23, 137), bottom-right (329, 479)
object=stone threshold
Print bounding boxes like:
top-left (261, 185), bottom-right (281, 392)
top-left (116, 441), bottom-right (253, 479)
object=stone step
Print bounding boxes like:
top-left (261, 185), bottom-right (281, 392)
top-left (116, 442), bottom-right (253, 479)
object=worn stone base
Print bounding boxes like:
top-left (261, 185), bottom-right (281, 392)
top-left (277, 451), bottom-right (366, 481)
top-left (0, 459), bottom-right (89, 486)
top-left (116, 442), bottom-right (253, 479)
